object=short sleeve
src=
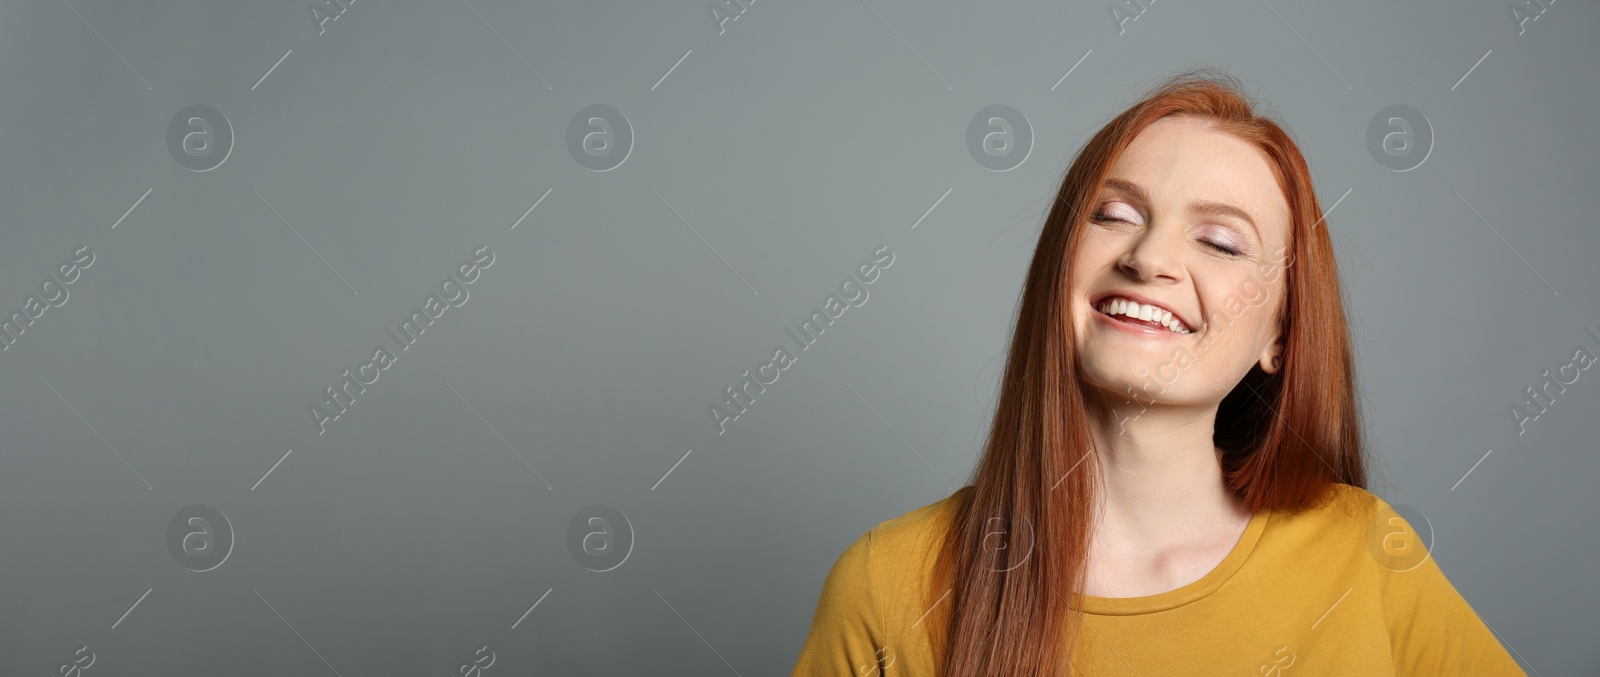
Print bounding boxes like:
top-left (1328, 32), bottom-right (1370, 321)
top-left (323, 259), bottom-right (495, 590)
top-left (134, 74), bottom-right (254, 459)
top-left (791, 529), bottom-right (889, 677)
top-left (1373, 510), bottom-right (1527, 676)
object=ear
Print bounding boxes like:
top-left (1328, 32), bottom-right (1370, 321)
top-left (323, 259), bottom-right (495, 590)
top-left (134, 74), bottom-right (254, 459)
top-left (1258, 333), bottom-right (1285, 374)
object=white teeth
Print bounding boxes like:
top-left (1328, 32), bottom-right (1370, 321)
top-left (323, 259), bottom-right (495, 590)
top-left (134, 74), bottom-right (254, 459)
top-left (1096, 297), bottom-right (1191, 334)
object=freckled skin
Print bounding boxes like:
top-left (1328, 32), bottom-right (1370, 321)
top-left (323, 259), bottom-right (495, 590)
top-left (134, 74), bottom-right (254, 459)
top-left (1069, 115), bottom-right (1298, 598)
top-left (1071, 115), bottom-right (1292, 409)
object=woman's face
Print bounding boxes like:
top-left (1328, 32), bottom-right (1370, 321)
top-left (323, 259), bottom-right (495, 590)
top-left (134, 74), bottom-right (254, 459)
top-left (1070, 115), bottom-right (1292, 411)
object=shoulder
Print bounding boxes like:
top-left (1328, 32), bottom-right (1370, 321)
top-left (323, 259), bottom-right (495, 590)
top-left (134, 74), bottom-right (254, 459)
top-left (1262, 483), bottom-right (1455, 589)
top-left (819, 486), bottom-right (971, 590)
top-left (1266, 482), bottom-right (1387, 537)
top-left (858, 486), bottom-right (971, 584)
top-left (799, 489), bottom-right (971, 650)
top-left (869, 485), bottom-right (971, 551)
top-left (1309, 481), bottom-right (1386, 516)
top-left (829, 487), bottom-right (971, 615)
top-left (1251, 482), bottom-right (1402, 574)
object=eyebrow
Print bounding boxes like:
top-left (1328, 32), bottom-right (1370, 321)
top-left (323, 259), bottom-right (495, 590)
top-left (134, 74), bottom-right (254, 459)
top-left (1100, 177), bottom-right (1261, 239)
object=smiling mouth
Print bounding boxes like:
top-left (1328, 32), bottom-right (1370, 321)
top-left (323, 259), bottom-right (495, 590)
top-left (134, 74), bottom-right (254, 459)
top-left (1095, 297), bottom-right (1193, 334)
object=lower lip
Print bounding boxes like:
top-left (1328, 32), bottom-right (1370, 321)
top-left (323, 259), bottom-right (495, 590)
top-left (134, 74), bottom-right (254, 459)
top-left (1092, 307), bottom-right (1189, 338)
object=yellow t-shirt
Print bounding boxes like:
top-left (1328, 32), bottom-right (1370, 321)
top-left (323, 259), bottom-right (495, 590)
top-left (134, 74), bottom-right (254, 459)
top-left (791, 483), bottom-right (1526, 676)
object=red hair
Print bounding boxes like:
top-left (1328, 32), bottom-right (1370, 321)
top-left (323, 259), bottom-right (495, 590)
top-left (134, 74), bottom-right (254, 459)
top-left (925, 67), bottom-right (1368, 675)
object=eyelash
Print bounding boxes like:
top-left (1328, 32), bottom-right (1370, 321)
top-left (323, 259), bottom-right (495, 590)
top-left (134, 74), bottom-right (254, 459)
top-left (1091, 212), bottom-right (1243, 256)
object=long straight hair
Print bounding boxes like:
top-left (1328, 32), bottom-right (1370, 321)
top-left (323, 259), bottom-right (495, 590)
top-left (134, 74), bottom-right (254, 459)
top-left (925, 67), bottom-right (1369, 675)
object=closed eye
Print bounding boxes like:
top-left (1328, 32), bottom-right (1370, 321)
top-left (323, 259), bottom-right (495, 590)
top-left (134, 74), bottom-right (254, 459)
top-left (1091, 212), bottom-right (1132, 226)
top-left (1096, 213), bottom-right (1244, 257)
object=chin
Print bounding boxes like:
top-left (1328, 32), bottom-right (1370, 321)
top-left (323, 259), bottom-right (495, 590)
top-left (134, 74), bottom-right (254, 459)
top-left (1077, 359), bottom-right (1158, 403)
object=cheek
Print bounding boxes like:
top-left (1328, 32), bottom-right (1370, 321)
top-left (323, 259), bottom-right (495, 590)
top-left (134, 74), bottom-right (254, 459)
top-left (1203, 299), bottom-right (1280, 371)
top-left (1238, 278), bottom-right (1267, 307)
top-left (1066, 259), bottom-right (1102, 320)
top-left (1197, 281), bottom-right (1281, 364)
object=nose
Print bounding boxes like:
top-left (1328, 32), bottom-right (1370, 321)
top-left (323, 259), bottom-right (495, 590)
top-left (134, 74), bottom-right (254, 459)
top-left (1116, 226), bottom-right (1183, 283)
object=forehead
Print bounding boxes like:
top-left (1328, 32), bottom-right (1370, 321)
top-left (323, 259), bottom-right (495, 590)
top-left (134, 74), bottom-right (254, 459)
top-left (1105, 116), bottom-right (1291, 244)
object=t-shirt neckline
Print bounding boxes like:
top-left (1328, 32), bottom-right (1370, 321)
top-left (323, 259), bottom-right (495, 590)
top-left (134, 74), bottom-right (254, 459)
top-left (1079, 508), bottom-right (1271, 616)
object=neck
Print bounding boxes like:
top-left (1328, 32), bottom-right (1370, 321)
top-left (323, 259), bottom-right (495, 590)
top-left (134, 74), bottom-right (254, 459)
top-left (1083, 393), bottom-right (1248, 543)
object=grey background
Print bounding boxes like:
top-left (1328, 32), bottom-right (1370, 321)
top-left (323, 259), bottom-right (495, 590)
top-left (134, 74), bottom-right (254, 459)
top-left (0, 0), bottom-right (1594, 674)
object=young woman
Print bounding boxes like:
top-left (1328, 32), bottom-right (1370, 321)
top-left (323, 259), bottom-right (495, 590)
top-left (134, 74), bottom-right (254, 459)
top-left (791, 68), bottom-right (1525, 676)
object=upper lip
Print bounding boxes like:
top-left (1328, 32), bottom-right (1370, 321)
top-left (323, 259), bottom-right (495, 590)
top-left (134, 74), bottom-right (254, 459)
top-left (1090, 290), bottom-right (1195, 332)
